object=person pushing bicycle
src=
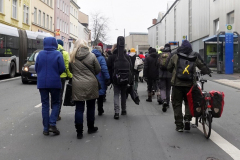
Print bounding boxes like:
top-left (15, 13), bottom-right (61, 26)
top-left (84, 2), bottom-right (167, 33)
top-left (167, 40), bottom-right (211, 132)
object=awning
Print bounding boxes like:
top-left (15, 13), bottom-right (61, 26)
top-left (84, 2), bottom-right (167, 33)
top-left (203, 34), bottom-right (238, 42)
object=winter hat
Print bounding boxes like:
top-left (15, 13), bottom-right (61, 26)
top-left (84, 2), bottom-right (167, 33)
top-left (97, 42), bottom-right (104, 52)
top-left (181, 40), bottom-right (192, 49)
top-left (148, 47), bottom-right (152, 52)
top-left (164, 43), bottom-right (170, 48)
top-left (57, 39), bottom-right (64, 46)
top-left (150, 48), bottom-right (156, 53)
top-left (130, 48), bottom-right (136, 53)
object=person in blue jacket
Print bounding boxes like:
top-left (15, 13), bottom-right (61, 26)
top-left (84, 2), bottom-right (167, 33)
top-left (92, 46), bottom-right (111, 115)
top-left (35, 37), bottom-right (65, 136)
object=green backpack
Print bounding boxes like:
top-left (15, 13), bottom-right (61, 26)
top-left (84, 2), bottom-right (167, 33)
top-left (158, 52), bottom-right (171, 70)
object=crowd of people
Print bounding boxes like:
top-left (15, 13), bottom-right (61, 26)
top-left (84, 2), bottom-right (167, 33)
top-left (35, 36), bottom-right (211, 139)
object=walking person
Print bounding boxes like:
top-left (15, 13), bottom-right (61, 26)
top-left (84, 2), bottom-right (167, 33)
top-left (107, 39), bottom-right (132, 119)
top-left (144, 48), bottom-right (159, 102)
top-left (92, 46), bottom-right (111, 116)
top-left (56, 39), bottom-right (72, 121)
top-left (158, 44), bottom-right (173, 112)
top-left (167, 40), bottom-right (211, 132)
top-left (70, 39), bottom-right (101, 139)
top-left (35, 37), bottom-right (65, 136)
top-left (129, 48), bottom-right (140, 91)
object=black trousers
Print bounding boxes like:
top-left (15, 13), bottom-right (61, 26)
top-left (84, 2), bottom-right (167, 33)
top-left (147, 79), bottom-right (157, 92)
top-left (97, 95), bottom-right (104, 112)
top-left (58, 78), bottom-right (66, 116)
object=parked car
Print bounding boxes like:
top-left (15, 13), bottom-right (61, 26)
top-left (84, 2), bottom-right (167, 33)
top-left (21, 49), bottom-right (41, 84)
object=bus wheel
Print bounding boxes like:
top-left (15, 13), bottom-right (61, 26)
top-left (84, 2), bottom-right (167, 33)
top-left (9, 62), bottom-right (16, 78)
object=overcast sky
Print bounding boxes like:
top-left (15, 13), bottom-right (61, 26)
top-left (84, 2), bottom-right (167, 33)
top-left (77, 0), bottom-right (173, 44)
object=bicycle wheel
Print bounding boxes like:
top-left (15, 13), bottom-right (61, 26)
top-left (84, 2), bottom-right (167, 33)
top-left (202, 110), bottom-right (212, 139)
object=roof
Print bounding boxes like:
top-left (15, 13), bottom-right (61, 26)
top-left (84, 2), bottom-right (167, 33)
top-left (0, 23), bottom-right (19, 37)
top-left (202, 34), bottom-right (238, 42)
top-left (71, 0), bottom-right (80, 9)
top-left (129, 32), bottom-right (148, 35)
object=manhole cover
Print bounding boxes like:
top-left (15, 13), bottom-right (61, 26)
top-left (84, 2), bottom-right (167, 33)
top-left (206, 158), bottom-right (219, 160)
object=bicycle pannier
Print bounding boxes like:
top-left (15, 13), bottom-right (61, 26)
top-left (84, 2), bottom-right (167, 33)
top-left (209, 91), bottom-right (224, 118)
top-left (187, 84), bottom-right (204, 117)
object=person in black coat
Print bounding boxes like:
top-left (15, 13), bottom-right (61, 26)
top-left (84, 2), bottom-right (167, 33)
top-left (143, 48), bottom-right (159, 102)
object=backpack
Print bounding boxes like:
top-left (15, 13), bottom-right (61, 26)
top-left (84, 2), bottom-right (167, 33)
top-left (158, 52), bottom-right (171, 70)
top-left (209, 91), bottom-right (225, 118)
top-left (176, 52), bottom-right (197, 81)
top-left (113, 37), bottom-right (131, 85)
top-left (134, 57), bottom-right (144, 71)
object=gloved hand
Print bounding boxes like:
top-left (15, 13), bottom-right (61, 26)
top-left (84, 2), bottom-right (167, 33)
top-left (105, 79), bottom-right (111, 86)
top-left (68, 78), bottom-right (72, 84)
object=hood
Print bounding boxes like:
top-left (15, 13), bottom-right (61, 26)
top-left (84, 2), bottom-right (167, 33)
top-left (129, 52), bottom-right (136, 57)
top-left (92, 49), bottom-right (102, 57)
top-left (43, 37), bottom-right (58, 51)
top-left (75, 46), bottom-right (90, 61)
top-left (58, 44), bottom-right (63, 50)
top-left (177, 46), bottom-right (192, 54)
top-left (113, 49), bottom-right (118, 55)
top-left (149, 52), bottom-right (158, 58)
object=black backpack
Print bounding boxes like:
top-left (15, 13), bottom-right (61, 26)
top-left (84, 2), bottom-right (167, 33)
top-left (176, 52), bottom-right (197, 81)
top-left (113, 37), bottom-right (131, 85)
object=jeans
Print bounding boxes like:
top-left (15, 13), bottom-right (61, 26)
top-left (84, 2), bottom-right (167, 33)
top-left (75, 99), bottom-right (96, 124)
top-left (39, 88), bottom-right (61, 132)
top-left (58, 78), bottom-right (66, 117)
top-left (159, 78), bottom-right (171, 103)
top-left (97, 95), bottom-right (104, 113)
top-left (114, 85), bottom-right (127, 113)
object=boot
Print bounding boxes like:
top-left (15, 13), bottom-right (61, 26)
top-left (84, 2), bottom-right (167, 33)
top-left (87, 121), bottom-right (98, 134)
top-left (162, 99), bottom-right (168, 112)
top-left (146, 92), bottom-right (152, 102)
top-left (157, 95), bottom-right (163, 105)
top-left (75, 124), bottom-right (83, 139)
top-left (49, 125), bottom-right (60, 135)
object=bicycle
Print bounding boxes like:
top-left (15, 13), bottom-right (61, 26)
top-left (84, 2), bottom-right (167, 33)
top-left (193, 71), bottom-right (213, 139)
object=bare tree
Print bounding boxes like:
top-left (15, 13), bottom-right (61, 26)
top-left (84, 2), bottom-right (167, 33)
top-left (91, 12), bottom-right (109, 46)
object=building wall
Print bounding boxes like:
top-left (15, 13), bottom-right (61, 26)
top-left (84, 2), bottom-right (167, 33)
top-left (0, 0), bottom-right (31, 31)
top-left (31, 0), bottom-right (54, 36)
top-left (78, 11), bottom-right (88, 24)
top-left (125, 34), bottom-right (148, 51)
top-left (54, 0), bottom-right (70, 52)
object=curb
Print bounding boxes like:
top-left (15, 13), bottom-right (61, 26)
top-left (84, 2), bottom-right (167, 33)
top-left (208, 79), bottom-right (240, 90)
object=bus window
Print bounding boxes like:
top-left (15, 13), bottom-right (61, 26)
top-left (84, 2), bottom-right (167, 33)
top-left (0, 35), bottom-right (5, 57)
top-left (27, 39), bottom-right (33, 57)
top-left (36, 39), bottom-right (44, 49)
top-left (6, 36), bottom-right (19, 57)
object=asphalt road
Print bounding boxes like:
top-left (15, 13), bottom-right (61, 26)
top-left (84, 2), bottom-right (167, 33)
top-left (0, 76), bottom-right (239, 160)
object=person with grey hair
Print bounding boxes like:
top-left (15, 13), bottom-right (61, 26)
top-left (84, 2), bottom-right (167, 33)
top-left (92, 46), bottom-right (111, 116)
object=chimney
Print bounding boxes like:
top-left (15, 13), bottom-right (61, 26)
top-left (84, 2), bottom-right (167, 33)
top-left (152, 19), bottom-right (157, 25)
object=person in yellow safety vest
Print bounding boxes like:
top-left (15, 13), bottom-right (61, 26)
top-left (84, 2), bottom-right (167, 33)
top-left (56, 39), bottom-right (73, 121)
top-left (5, 49), bottom-right (12, 55)
top-left (158, 46), bottom-right (164, 54)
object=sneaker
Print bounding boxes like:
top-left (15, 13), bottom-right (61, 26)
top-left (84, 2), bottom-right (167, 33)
top-left (49, 126), bottom-right (60, 135)
top-left (43, 131), bottom-right (49, 136)
top-left (121, 111), bottom-right (127, 115)
top-left (114, 113), bottom-right (119, 120)
top-left (184, 121), bottom-right (191, 130)
top-left (162, 101), bottom-right (168, 112)
top-left (176, 128), bottom-right (183, 132)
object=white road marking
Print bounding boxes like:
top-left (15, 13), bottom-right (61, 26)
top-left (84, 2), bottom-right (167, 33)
top-left (34, 103), bottom-right (42, 108)
top-left (0, 77), bottom-right (20, 83)
top-left (182, 104), bottom-right (240, 160)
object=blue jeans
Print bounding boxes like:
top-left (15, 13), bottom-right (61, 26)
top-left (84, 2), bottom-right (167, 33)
top-left (75, 99), bottom-right (96, 124)
top-left (39, 88), bottom-right (61, 132)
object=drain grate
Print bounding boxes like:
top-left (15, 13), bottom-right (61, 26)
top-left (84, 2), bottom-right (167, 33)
top-left (206, 158), bottom-right (219, 160)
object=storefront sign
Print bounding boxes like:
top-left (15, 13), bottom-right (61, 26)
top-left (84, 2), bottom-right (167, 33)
top-left (55, 29), bottom-right (60, 36)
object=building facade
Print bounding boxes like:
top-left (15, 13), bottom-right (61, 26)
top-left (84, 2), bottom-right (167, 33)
top-left (125, 32), bottom-right (149, 53)
top-left (0, 0), bottom-right (31, 31)
top-left (54, 0), bottom-right (70, 51)
top-left (31, 0), bottom-right (54, 36)
top-left (148, 0), bottom-right (240, 72)
top-left (78, 11), bottom-right (90, 44)
top-left (69, 0), bottom-right (80, 52)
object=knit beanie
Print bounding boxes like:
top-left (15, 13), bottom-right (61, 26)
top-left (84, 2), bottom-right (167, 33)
top-left (57, 39), bottom-right (63, 46)
top-left (164, 43), bottom-right (170, 48)
top-left (98, 42), bottom-right (104, 52)
top-left (181, 40), bottom-right (192, 49)
top-left (130, 48), bottom-right (136, 53)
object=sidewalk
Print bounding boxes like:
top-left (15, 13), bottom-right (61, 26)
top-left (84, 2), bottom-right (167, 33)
top-left (207, 72), bottom-right (240, 89)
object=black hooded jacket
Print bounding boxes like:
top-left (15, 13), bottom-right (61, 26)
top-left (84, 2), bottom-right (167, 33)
top-left (143, 52), bottom-right (159, 80)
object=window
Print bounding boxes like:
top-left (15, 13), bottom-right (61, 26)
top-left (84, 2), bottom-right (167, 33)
top-left (38, 10), bottom-right (41, 25)
top-left (23, 5), bottom-right (29, 24)
top-left (43, 12), bottom-right (45, 28)
top-left (227, 11), bottom-right (234, 24)
top-left (60, 0), bottom-right (62, 10)
top-left (63, 2), bottom-right (64, 12)
top-left (63, 21), bottom-right (65, 33)
top-left (47, 0), bottom-right (49, 5)
top-left (214, 19), bottom-right (219, 35)
top-left (0, 0), bottom-right (3, 13)
top-left (50, 17), bottom-right (52, 31)
top-left (46, 15), bottom-right (49, 29)
top-left (57, 0), bottom-right (59, 8)
top-left (12, 0), bottom-right (17, 19)
top-left (67, 24), bottom-right (68, 34)
top-left (57, 17), bottom-right (59, 29)
top-left (60, 19), bottom-right (62, 31)
top-left (34, 8), bottom-right (37, 23)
